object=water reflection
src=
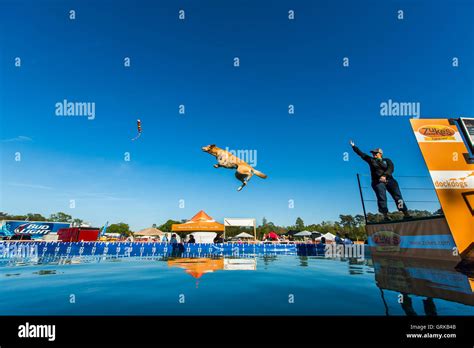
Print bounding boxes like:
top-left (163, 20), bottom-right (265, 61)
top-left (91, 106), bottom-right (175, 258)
top-left (262, 255), bottom-right (278, 266)
top-left (298, 256), bottom-right (308, 267)
top-left (168, 256), bottom-right (255, 273)
top-left (166, 257), bottom-right (257, 287)
top-left (373, 256), bottom-right (474, 314)
top-left (33, 270), bottom-right (57, 276)
top-left (1, 245), bottom-right (473, 313)
top-left (167, 257), bottom-right (224, 279)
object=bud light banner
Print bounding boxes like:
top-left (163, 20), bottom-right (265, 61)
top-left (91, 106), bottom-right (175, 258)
top-left (0, 221), bottom-right (71, 239)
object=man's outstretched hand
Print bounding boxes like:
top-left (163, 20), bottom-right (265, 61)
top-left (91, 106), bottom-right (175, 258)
top-left (350, 140), bottom-right (355, 147)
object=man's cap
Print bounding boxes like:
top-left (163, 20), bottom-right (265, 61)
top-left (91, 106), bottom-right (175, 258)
top-left (370, 148), bottom-right (383, 155)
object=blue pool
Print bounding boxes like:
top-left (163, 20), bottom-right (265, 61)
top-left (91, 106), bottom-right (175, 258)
top-left (0, 242), bottom-right (473, 315)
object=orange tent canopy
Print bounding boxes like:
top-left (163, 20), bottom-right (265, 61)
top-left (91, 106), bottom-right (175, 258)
top-left (171, 210), bottom-right (224, 232)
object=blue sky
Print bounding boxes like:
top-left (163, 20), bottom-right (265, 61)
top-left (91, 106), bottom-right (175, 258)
top-left (1, 0), bottom-right (473, 230)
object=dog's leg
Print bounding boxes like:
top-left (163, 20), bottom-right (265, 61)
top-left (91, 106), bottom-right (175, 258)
top-left (235, 170), bottom-right (246, 191)
top-left (238, 173), bottom-right (253, 191)
top-left (214, 164), bottom-right (221, 168)
top-left (237, 175), bottom-right (247, 191)
top-left (245, 173), bottom-right (253, 183)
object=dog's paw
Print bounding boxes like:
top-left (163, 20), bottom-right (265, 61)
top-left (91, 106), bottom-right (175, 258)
top-left (213, 164), bottom-right (219, 168)
top-left (237, 186), bottom-right (243, 191)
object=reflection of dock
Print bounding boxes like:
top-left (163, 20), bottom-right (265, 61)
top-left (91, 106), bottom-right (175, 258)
top-left (373, 255), bottom-right (474, 308)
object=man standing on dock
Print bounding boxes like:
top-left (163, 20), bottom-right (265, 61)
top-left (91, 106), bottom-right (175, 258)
top-left (350, 140), bottom-right (411, 221)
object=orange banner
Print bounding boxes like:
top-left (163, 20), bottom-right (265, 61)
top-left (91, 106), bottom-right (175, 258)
top-left (410, 119), bottom-right (474, 258)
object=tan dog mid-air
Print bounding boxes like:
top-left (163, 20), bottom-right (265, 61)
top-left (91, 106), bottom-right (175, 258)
top-left (202, 144), bottom-right (267, 191)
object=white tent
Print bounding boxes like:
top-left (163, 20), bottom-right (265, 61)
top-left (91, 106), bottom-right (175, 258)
top-left (294, 231), bottom-right (312, 236)
top-left (323, 232), bottom-right (336, 240)
top-left (103, 233), bottom-right (121, 238)
top-left (315, 232), bottom-right (336, 241)
top-left (186, 232), bottom-right (217, 243)
top-left (234, 232), bottom-right (254, 239)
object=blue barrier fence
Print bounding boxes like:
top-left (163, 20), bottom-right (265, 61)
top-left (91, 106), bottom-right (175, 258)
top-left (0, 241), bottom-right (331, 259)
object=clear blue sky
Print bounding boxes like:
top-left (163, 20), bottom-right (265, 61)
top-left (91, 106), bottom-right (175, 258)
top-left (1, 0), bottom-right (473, 230)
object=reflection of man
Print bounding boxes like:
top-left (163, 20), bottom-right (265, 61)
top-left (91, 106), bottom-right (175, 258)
top-left (350, 141), bottom-right (411, 221)
top-left (400, 293), bottom-right (417, 316)
top-left (399, 294), bottom-right (438, 316)
top-left (423, 298), bottom-right (437, 316)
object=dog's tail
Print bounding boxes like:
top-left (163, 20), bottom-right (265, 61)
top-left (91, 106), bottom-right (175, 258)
top-left (252, 169), bottom-right (267, 179)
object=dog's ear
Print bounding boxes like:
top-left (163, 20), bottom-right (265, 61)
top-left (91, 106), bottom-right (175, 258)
top-left (210, 144), bottom-right (216, 148)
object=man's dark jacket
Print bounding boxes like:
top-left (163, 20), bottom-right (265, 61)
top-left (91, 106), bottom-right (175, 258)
top-left (352, 146), bottom-right (394, 183)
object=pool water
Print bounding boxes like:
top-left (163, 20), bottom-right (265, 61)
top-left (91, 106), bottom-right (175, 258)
top-left (1, 249), bottom-right (473, 315)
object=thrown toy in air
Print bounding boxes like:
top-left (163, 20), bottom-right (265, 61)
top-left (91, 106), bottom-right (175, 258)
top-left (131, 119), bottom-right (142, 141)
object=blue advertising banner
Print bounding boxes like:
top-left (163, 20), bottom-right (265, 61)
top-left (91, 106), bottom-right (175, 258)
top-left (0, 221), bottom-right (71, 238)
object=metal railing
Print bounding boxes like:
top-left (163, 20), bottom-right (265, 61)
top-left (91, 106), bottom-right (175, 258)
top-left (356, 173), bottom-right (442, 224)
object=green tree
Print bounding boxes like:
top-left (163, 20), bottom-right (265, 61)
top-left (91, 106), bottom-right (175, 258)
top-left (256, 220), bottom-right (280, 239)
top-left (26, 213), bottom-right (47, 221)
top-left (72, 218), bottom-right (84, 226)
top-left (49, 212), bottom-right (72, 222)
top-left (339, 214), bottom-right (356, 230)
top-left (354, 214), bottom-right (365, 226)
top-left (158, 219), bottom-right (181, 232)
top-left (295, 217), bottom-right (305, 231)
top-left (108, 223), bottom-right (132, 237)
top-left (0, 212), bottom-right (26, 220)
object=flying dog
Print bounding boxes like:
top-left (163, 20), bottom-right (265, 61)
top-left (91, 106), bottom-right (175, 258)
top-left (201, 144), bottom-right (267, 191)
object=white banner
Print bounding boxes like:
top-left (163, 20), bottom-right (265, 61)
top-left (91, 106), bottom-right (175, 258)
top-left (430, 170), bottom-right (474, 189)
top-left (224, 218), bottom-right (255, 227)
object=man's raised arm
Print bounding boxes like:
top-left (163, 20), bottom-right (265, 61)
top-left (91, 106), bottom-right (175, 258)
top-left (350, 140), bottom-right (371, 162)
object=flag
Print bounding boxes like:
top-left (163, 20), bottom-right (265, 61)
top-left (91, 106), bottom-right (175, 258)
top-left (100, 221), bottom-right (109, 237)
